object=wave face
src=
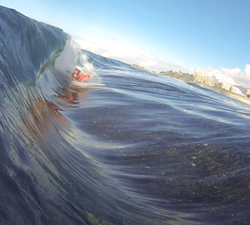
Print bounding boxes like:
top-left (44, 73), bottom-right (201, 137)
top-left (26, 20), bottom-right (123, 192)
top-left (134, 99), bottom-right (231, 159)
top-left (1, 5), bottom-right (250, 225)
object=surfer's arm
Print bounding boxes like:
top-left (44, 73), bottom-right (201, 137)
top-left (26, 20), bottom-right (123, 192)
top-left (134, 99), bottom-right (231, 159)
top-left (72, 72), bottom-right (78, 79)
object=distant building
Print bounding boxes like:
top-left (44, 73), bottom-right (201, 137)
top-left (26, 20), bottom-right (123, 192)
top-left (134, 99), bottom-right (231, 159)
top-left (204, 75), bottom-right (216, 86)
top-left (193, 68), bottom-right (247, 95)
top-left (193, 68), bottom-right (216, 86)
top-left (220, 82), bottom-right (231, 91)
top-left (230, 86), bottom-right (242, 95)
top-left (193, 68), bottom-right (207, 83)
top-left (245, 89), bottom-right (250, 97)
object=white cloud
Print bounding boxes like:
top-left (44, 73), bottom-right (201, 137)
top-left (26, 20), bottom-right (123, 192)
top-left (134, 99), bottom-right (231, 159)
top-left (208, 64), bottom-right (250, 88)
top-left (244, 64), bottom-right (250, 77)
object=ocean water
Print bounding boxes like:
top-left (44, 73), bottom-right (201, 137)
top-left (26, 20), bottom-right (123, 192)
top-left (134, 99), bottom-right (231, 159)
top-left (1, 5), bottom-right (250, 225)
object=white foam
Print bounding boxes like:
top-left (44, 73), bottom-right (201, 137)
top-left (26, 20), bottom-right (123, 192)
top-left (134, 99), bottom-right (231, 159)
top-left (71, 80), bottom-right (105, 87)
top-left (54, 37), bottom-right (102, 87)
top-left (54, 38), bottom-right (78, 76)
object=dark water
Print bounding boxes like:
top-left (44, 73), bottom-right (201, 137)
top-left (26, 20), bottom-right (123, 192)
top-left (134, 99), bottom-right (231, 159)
top-left (1, 5), bottom-right (250, 225)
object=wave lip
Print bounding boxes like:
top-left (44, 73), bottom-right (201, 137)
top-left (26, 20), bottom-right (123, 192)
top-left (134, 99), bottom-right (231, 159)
top-left (0, 6), bottom-right (67, 87)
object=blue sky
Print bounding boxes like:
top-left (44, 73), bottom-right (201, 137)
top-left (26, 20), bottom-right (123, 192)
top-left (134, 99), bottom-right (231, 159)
top-left (1, 0), bottom-right (250, 87)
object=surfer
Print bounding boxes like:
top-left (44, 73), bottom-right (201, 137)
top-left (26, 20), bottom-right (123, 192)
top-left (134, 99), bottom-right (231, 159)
top-left (72, 68), bottom-right (90, 81)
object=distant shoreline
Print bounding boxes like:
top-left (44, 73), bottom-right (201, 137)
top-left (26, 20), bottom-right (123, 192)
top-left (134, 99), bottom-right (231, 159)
top-left (194, 83), bottom-right (250, 107)
top-left (130, 64), bottom-right (250, 107)
top-left (215, 88), bottom-right (250, 107)
top-left (157, 70), bottom-right (250, 107)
